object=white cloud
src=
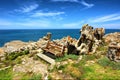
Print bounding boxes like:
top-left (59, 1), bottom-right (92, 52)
top-left (31, 11), bottom-right (65, 17)
top-left (63, 21), bottom-right (84, 28)
top-left (0, 19), bottom-right (51, 29)
top-left (51, 0), bottom-right (94, 9)
top-left (80, 0), bottom-right (94, 9)
top-left (90, 13), bottom-right (120, 23)
top-left (15, 3), bottom-right (39, 13)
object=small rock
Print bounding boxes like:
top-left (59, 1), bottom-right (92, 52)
top-left (58, 70), bottom-right (63, 73)
top-left (76, 55), bottom-right (82, 63)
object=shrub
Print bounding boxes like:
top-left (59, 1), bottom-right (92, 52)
top-left (6, 50), bottom-right (29, 60)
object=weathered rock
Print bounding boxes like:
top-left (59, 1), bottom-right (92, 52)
top-left (75, 24), bottom-right (105, 55)
top-left (104, 32), bottom-right (120, 44)
top-left (0, 48), bottom-right (5, 61)
top-left (3, 40), bottom-right (28, 54)
top-left (94, 28), bottom-right (105, 40)
top-left (13, 57), bottom-right (48, 76)
top-left (107, 42), bottom-right (120, 62)
top-left (43, 32), bottom-right (52, 40)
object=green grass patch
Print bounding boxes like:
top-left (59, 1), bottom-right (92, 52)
top-left (29, 73), bottom-right (42, 80)
top-left (55, 54), bottom-right (79, 62)
top-left (2, 55), bottom-right (23, 67)
top-left (6, 50), bottom-right (29, 60)
top-left (63, 64), bottom-right (82, 79)
top-left (98, 57), bottom-right (120, 70)
top-left (83, 55), bottom-right (96, 61)
top-left (0, 67), bottom-right (13, 80)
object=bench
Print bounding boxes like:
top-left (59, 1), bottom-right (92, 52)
top-left (42, 41), bottom-right (66, 57)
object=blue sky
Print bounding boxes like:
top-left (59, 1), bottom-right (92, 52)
top-left (0, 0), bottom-right (120, 29)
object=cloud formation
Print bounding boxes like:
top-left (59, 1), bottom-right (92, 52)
top-left (51, 0), bottom-right (94, 9)
top-left (90, 13), bottom-right (120, 23)
top-left (80, 0), bottom-right (94, 9)
top-left (0, 18), bottom-right (51, 29)
top-left (31, 11), bottom-right (65, 17)
top-left (15, 3), bottom-right (39, 13)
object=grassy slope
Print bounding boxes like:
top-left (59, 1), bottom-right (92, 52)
top-left (0, 43), bottom-right (120, 79)
top-left (49, 44), bottom-right (120, 79)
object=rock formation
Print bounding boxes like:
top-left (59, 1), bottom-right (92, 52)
top-left (104, 32), bottom-right (120, 44)
top-left (107, 42), bottom-right (120, 62)
top-left (67, 24), bottom-right (105, 55)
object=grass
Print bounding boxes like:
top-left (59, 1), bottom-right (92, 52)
top-left (2, 55), bottom-right (23, 67)
top-left (1, 41), bottom-right (120, 79)
top-left (81, 62), bottom-right (120, 79)
top-left (29, 73), bottom-right (42, 80)
top-left (1, 50), bottom-right (29, 67)
top-left (0, 67), bottom-right (13, 80)
top-left (6, 50), bottom-right (29, 60)
top-left (55, 54), bottom-right (79, 62)
top-left (98, 56), bottom-right (120, 70)
top-left (0, 67), bottom-right (42, 80)
top-left (64, 64), bottom-right (82, 79)
top-left (52, 52), bottom-right (120, 79)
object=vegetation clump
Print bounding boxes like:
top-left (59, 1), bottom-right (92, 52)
top-left (6, 50), bottom-right (29, 60)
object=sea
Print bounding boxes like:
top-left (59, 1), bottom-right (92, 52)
top-left (0, 29), bottom-right (120, 47)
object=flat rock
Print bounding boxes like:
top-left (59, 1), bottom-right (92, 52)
top-left (3, 40), bottom-right (28, 53)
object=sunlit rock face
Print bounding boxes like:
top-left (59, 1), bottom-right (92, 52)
top-left (104, 32), bottom-right (120, 44)
top-left (68, 24), bottom-right (105, 55)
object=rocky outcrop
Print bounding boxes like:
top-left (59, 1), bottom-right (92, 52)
top-left (104, 32), bottom-right (120, 44)
top-left (67, 24), bottom-right (105, 55)
top-left (13, 57), bottom-right (48, 77)
top-left (3, 40), bottom-right (28, 54)
top-left (104, 32), bottom-right (120, 62)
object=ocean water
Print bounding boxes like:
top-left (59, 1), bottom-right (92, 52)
top-left (0, 29), bottom-right (120, 47)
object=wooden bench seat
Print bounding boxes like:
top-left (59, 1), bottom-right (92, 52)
top-left (42, 41), bottom-right (65, 57)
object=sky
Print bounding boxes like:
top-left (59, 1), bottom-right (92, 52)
top-left (0, 0), bottom-right (120, 29)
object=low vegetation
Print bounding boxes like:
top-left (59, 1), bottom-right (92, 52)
top-left (55, 54), bottom-right (79, 62)
top-left (0, 67), bottom-right (13, 80)
top-left (6, 50), bottom-right (29, 60)
top-left (49, 44), bottom-right (120, 79)
top-left (0, 42), bottom-right (120, 79)
top-left (0, 67), bottom-right (42, 80)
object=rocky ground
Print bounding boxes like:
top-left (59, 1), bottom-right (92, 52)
top-left (0, 32), bottom-right (120, 79)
